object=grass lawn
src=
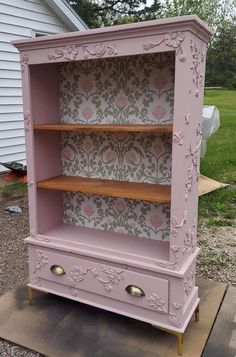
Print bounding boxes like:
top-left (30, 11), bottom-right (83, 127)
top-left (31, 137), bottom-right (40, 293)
top-left (199, 89), bottom-right (236, 227)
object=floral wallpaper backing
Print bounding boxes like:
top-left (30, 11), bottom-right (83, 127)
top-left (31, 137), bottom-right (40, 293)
top-left (59, 52), bottom-right (175, 125)
top-left (62, 131), bottom-right (172, 241)
top-left (60, 52), bottom-right (174, 241)
top-left (61, 131), bottom-right (172, 184)
top-left (63, 192), bottom-right (170, 241)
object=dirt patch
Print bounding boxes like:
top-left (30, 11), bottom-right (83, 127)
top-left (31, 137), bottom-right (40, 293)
top-left (0, 192), bottom-right (29, 296)
top-left (197, 225), bottom-right (236, 286)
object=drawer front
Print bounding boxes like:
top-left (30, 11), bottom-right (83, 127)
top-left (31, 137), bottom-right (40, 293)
top-left (29, 246), bottom-right (169, 314)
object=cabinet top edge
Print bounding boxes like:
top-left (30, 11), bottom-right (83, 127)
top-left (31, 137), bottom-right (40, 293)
top-left (12, 15), bottom-right (213, 51)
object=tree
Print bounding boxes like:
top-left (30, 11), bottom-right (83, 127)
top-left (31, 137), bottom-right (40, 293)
top-left (161, 0), bottom-right (236, 87)
top-left (206, 20), bottom-right (236, 87)
top-left (70, 0), bottom-right (162, 28)
top-left (161, 0), bottom-right (235, 30)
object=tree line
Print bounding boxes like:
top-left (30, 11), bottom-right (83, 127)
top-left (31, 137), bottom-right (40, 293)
top-left (70, 0), bottom-right (236, 88)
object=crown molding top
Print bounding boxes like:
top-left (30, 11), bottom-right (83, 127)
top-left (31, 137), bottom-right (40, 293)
top-left (12, 15), bottom-right (213, 52)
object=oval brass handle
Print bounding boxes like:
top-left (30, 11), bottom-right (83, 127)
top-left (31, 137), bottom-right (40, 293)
top-left (125, 285), bottom-right (145, 297)
top-left (50, 265), bottom-right (66, 276)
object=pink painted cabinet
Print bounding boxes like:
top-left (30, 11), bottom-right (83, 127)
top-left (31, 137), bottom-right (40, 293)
top-left (13, 15), bottom-right (213, 341)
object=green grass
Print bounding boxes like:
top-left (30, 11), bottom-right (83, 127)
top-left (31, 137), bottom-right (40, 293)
top-left (199, 187), bottom-right (236, 227)
top-left (198, 89), bottom-right (236, 227)
top-left (0, 182), bottom-right (27, 198)
top-left (201, 89), bottom-right (236, 183)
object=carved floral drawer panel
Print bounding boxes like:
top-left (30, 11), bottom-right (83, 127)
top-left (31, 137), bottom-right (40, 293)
top-left (29, 245), bottom-right (169, 314)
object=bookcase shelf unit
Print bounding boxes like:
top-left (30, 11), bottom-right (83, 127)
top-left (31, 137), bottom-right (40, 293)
top-left (13, 15), bottom-right (213, 354)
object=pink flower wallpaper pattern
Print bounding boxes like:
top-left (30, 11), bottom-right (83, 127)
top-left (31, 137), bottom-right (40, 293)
top-left (63, 192), bottom-right (170, 241)
top-left (61, 131), bottom-right (172, 184)
top-left (59, 52), bottom-right (175, 125)
top-left (59, 51), bottom-right (174, 241)
top-left (62, 131), bottom-right (172, 240)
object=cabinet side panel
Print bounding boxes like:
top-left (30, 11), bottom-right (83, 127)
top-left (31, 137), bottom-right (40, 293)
top-left (37, 189), bottom-right (63, 234)
top-left (170, 33), bottom-right (207, 265)
top-left (34, 131), bottom-right (61, 181)
top-left (20, 59), bottom-right (37, 235)
top-left (30, 63), bottom-right (60, 124)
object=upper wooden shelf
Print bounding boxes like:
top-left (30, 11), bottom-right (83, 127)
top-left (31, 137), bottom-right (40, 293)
top-left (37, 175), bottom-right (171, 203)
top-left (33, 124), bottom-right (173, 133)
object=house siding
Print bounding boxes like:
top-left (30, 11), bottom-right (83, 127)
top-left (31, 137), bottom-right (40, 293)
top-left (0, 0), bottom-right (70, 172)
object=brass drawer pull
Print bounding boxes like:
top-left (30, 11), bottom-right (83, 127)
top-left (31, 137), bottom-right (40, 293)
top-left (50, 265), bottom-right (66, 276)
top-left (126, 285), bottom-right (145, 297)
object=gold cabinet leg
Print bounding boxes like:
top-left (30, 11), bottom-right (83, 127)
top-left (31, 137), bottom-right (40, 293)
top-left (28, 287), bottom-right (33, 305)
top-left (177, 332), bottom-right (183, 355)
top-left (195, 303), bottom-right (200, 322)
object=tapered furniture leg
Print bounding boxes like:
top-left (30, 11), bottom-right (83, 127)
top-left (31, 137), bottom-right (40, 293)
top-left (152, 325), bottom-right (184, 355)
top-left (28, 287), bottom-right (33, 305)
top-left (177, 332), bottom-right (183, 355)
top-left (195, 303), bottom-right (200, 322)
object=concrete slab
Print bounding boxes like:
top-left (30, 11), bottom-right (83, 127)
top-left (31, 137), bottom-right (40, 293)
top-left (0, 279), bottom-right (226, 357)
top-left (202, 286), bottom-right (236, 357)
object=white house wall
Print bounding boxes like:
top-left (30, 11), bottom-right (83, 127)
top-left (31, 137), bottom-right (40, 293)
top-left (0, 0), bottom-right (71, 172)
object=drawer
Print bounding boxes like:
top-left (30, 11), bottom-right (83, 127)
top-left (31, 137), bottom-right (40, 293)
top-left (29, 246), bottom-right (169, 314)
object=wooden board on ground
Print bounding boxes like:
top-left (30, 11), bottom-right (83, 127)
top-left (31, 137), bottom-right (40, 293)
top-left (0, 279), bottom-right (226, 357)
top-left (199, 174), bottom-right (229, 196)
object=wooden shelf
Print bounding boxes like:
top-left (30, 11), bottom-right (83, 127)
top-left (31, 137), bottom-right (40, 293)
top-left (37, 175), bottom-right (171, 203)
top-left (34, 124), bottom-right (173, 133)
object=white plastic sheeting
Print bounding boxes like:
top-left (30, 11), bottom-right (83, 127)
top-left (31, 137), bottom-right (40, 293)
top-left (201, 106), bottom-right (220, 157)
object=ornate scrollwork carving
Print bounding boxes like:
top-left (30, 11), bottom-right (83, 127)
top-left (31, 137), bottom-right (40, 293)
top-left (48, 42), bottom-right (118, 61)
top-left (147, 293), bottom-right (167, 314)
top-left (68, 264), bottom-right (124, 294)
top-left (168, 303), bottom-right (182, 327)
top-left (184, 263), bottom-right (195, 298)
top-left (27, 179), bottom-right (34, 188)
top-left (173, 131), bottom-right (184, 145)
top-left (143, 32), bottom-right (186, 60)
top-left (21, 54), bottom-right (29, 73)
top-left (190, 40), bottom-right (205, 97)
top-left (35, 250), bottom-right (48, 270)
top-left (171, 210), bottom-right (187, 237)
top-left (185, 113), bottom-right (190, 125)
top-left (184, 168), bottom-right (194, 201)
top-left (23, 111), bottom-right (31, 132)
top-left (30, 250), bottom-right (48, 286)
top-left (183, 217), bottom-right (197, 255)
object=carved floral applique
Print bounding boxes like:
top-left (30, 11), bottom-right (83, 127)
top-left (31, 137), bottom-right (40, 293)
top-left (147, 293), bottom-right (167, 314)
top-left (184, 263), bottom-right (195, 298)
top-left (21, 54), bottom-right (29, 73)
top-left (190, 40), bottom-right (205, 97)
top-left (168, 303), bottom-right (182, 327)
top-left (23, 111), bottom-right (31, 132)
top-left (143, 32), bottom-right (186, 60)
top-left (30, 250), bottom-right (48, 286)
top-left (48, 42), bottom-right (118, 61)
top-left (68, 265), bottom-right (124, 294)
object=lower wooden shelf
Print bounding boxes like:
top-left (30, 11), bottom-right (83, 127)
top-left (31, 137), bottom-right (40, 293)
top-left (37, 175), bottom-right (171, 203)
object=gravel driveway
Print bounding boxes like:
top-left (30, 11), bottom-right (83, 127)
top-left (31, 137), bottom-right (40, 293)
top-left (0, 190), bottom-right (235, 356)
